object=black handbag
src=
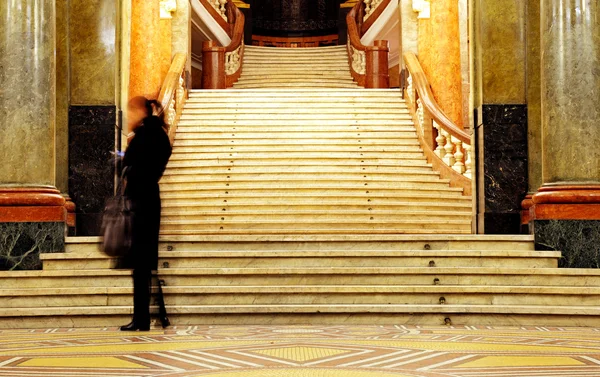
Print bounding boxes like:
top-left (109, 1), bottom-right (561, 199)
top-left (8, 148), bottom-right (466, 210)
top-left (101, 168), bottom-right (133, 257)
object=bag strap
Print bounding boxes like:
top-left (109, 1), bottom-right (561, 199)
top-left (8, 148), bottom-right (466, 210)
top-left (116, 166), bottom-right (130, 196)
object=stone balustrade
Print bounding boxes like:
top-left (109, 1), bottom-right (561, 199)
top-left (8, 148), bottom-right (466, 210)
top-left (225, 43), bottom-right (243, 75)
top-left (363, 0), bottom-right (385, 20)
top-left (209, 0), bottom-right (227, 20)
top-left (158, 53), bottom-right (187, 145)
top-left (347, 39), bottom-right (366, 75)
top-left (404, 52), bottom-right (472, 195)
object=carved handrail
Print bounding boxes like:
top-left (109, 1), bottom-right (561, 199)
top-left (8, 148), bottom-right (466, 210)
top-left (403, 52), bottom-right (472, 195)
top-left (346, 2), bottom-right (389, 88)
top-left (201, 0), bottom-right (244, 89)
top-left (157, 53), bottom-right (187, 146)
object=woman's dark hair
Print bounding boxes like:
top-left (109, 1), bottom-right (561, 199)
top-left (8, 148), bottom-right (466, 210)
top-left (129, 96), bottom-right (170, 133)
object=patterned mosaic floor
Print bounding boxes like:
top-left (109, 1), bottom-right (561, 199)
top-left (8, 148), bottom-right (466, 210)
top-left (2, 325), bottom-right (600, 377)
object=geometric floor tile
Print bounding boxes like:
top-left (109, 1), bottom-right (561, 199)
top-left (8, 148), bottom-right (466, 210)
top-left (2, 325), bottom-right (600, 377)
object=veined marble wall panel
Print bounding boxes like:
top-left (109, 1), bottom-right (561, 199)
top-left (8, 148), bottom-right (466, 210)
top-left (480, 0), bottom-right (526, 104)
top-left (69, 0), bottom-right (117, 105)
top-left (526, 0), bottom-right (542, 193)
top-left (0, 0), bottom-right (56, 185)
top-left (56, 0), bottom-right (70, 193)
top-left (417, 0), bottom-right (463, 126)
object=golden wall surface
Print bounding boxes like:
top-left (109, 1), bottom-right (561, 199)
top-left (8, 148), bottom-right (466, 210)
top-left (159, 18), bottom-right (173, 85)
top-left (129, 0), bottom-right (162, 100)
top-left (417, 0), bottom-right (464, 126)
top-left (479, 0), bottom-right (526, 103)
top-left (69, 0), bottom-right (118, 105)
top-left (56, 0), bottom-right (70, 192)
top-left (526, 0), bottom-right (542, 192)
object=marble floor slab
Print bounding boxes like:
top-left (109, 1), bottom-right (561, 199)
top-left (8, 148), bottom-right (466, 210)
top-left (1, 325), bottom-right (600, 376)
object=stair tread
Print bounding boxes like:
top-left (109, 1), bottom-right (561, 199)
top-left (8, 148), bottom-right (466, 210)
top-left (4, 285), bottom-right (594, 296)
top-left (42, 250), bottom-right (559, 259)
top-left (2, 304), bottom-right (600, 317)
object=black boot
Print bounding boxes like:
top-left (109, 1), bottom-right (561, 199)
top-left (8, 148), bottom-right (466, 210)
top-left (120, 320), bottom-right (150, 331)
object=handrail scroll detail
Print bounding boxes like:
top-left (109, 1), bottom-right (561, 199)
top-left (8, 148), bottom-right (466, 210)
top-left (346, 1), bottom-right (389, 88)
top-left (201, 0), bottom-right (245, 89)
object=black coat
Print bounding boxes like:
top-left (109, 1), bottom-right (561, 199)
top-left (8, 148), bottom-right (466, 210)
top-left (121, 116), bottom-right (172, 270)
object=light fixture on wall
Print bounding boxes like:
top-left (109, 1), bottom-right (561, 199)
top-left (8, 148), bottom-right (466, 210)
top-left (160, 0), bottom-right (177, 18)
top-left (412, 0), bottom-right (430, 19)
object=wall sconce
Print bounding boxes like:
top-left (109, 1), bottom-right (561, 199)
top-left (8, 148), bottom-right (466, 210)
top-left (412, 0), bottom-right (430, 19)
top-left (160, 0), bottom-right (177, 19)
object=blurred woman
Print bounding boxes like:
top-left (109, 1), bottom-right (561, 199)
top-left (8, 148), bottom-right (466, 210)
top-left (120, 96), bottom-right (172, 331)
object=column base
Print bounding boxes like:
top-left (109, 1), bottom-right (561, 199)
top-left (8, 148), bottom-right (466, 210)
top-left (529, 185), bottom-right (600, 268)
top-left (0, 187), bottom-right (68, 270)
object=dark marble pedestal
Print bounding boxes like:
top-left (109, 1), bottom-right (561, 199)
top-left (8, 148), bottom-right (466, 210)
top-left (69, 106), bottom-right (116, 236)
top-left (534, 220), bottom-right (600, 268)
top-left (478, 104), bottom-right (528, 234)
top-left (0, 222), bottom-right (64, 270)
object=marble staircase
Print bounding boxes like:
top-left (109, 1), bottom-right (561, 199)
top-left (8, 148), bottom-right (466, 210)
top-left (2, 236), bottom-right (600, 328)
top-left (161, 88), bottom-right (472, 236)
top-left (233, 45), bottom-right (358, 88)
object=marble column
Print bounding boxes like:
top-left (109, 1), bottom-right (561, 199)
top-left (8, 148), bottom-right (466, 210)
top-left (532, 0), bottom-right (600, 268)
top-left (129, 0), bottom-right (162, 99)
top-left (0, 0), bottom-right (66, 270)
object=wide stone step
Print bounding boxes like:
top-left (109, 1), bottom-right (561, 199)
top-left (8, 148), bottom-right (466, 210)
top-left (160, 202), bottom-right (473, 213)
top-left (65, 235), bottom-right (535, 251)
top-left (236, 77), bottom-right (354, 83)
top-left (12, 284), bottom-right (600, 308)
top-left (160, 187), bottom-right (463, 199)
top-left (188, 88), bottom-right (401, 94)
top-left (175, 126), bottom-right (416, 134)
top-left (160, 181), bottom-right (449, 191)
top-left (160, 174), bottom-right (443, 184)
top-left (40, 249), bottom-right (559, 270)
top-left (174, 132), bottom-right (418, 141)
top-left (167, 151), bottom-right (425, 161)
top-left (238, 73), bottom-right (352, 79)
top-left (159, 214), bottom-right (471, 225)
top-left (163, 170), bottom-right (437, 180)
top-left (159, 220), bottom-right (471, 233)
top-left (182, 105), bottom-right (409, 111)
top-left (165, 161), bottom-right (430, 170)
top-left (232, 84), bottom-right (361, 89)
top-left (3, 267), bottom-right (600, 287)
top-left (177, 114), bottom-right (413, 121)
top-left (172, 139), bottom-right (421, 147)
top-left (169, 145), bottom-right (421, 153)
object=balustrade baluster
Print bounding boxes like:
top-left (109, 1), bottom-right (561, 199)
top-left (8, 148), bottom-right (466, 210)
top-left (433, 122), bottom-right (446, 158)
top-left (451, 137), bottom-right (465, 174)
top-left (464, 145), bottom-right (472, 178)
top-left (364, 0), bottom-right (372, 18)
top-left (442, 130), bottom-right (455, 166)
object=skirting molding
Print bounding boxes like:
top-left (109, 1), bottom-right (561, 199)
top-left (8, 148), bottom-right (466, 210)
top-left (526, 185), bottom-right (600, 221)
top-left (0, 187), bottom-right (68, 223)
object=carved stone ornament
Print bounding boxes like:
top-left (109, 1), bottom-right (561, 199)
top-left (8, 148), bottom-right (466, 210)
top-left (412, 0), bottom-right (430, 19)
top-left (160, 0), bottom-right (177, 19)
